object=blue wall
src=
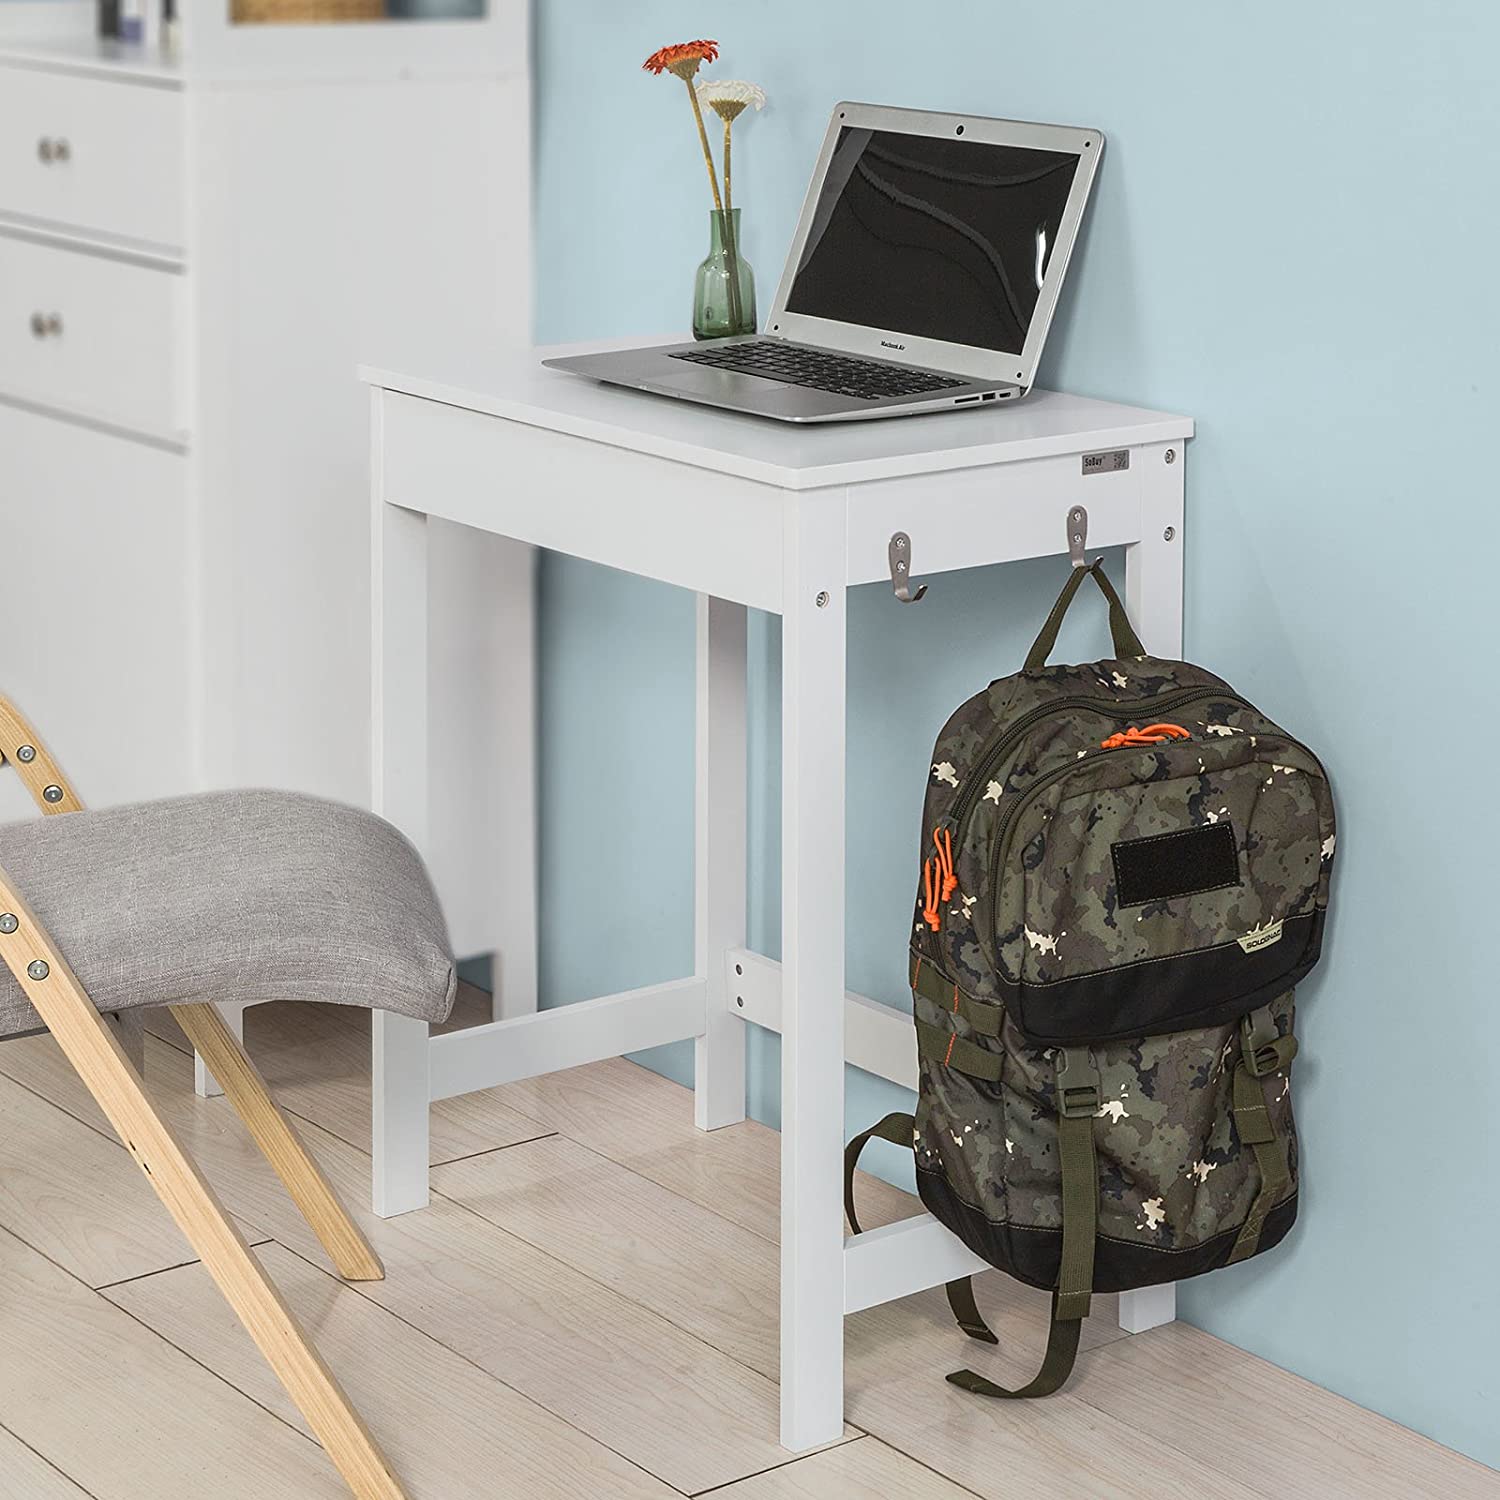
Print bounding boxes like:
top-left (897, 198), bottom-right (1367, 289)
top-left (534, 1), bottom-right (1498, 1468)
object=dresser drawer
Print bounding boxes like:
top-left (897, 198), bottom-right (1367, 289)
top-left (0, 235), bottom-right (183, 438)
top-left (0, 69), bottom-right (183, 249)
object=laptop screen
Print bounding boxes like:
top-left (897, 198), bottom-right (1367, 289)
top-left (784, 127), bottom-right (1083, 357)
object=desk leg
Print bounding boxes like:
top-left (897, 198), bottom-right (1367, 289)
top-left (491, 536), bottom-right (539, 1024)
top-left (1121, 439), bottom-right (1184, 1333)
top-left (194, 1002), bottom-right (247, 1098)
top-left (371, 479), bottom-right (433, 1218)
top-left (694, 595), bottom-right (748, 1130)
top-left (1126, 440), bottom-right (1185, 659)
top-left (778, 496), bottom-right (848, 1451)
top-left (429, 527), bottom-right (538, 1024)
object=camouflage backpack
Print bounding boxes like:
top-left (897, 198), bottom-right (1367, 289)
top-left (846, 559), bottom-right (1336, 1399)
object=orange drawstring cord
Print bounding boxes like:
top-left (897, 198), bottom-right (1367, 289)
top-left (922, 857), bottom-right (942, 931)
top-left (933, 827), bottom-right (958, 901)
top-left (923, 828), bottom-right (959, 932)
top-left (1100, 722), bottom-right (1191, 750)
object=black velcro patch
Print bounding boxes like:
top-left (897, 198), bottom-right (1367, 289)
top-left (1111, 823), bottom-right (1239, 907)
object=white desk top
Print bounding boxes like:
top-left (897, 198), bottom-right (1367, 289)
top-left (363, 340), bottom-right (1193, 493)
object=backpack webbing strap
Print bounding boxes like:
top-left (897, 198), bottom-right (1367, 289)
top-left (910, 955), bottom-right (1003, 1037)
top-left (943, 1277), bottom-right (1000, 1345)
top-left (947, 1293), bottom-right (1084, 1399)
top-left (1025, 560), bottom-right (1147, 672)
top-left (1227, 1008), bottom-right (1298, 1265)
top-left (915, 1018), bottom-right (1003, 1080)
top-left (946, 1047), bottom-right (1099, 1399)
top-left (844, 1111), bottom-right (998, 1346)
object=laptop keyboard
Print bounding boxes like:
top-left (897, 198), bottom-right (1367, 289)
top-left (669, 341), bottom-right (967, 402)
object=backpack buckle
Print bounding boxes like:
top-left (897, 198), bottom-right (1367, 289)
top-left (1240, 1011), bottom-right (1298, 1078)
top-left (1055, 1047), bottom-right (1100, 1119)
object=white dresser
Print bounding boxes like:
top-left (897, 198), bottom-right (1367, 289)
top-left (0, 16), bottom-right (531, 973)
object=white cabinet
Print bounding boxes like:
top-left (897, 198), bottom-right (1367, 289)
top-left (0, 29), bottom-right (529, 836)
top-left (0, 402), bottom-right (193, 810)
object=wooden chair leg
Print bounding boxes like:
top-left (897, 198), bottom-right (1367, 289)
top-left (172, 1000), bottom-right (384, 1282)
top-left (0, 870), bottom-right (407, 1500)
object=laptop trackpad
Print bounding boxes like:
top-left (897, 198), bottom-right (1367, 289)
top-left (643, 367), bottom-right (793, 398)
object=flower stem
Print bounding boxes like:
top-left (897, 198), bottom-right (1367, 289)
top-left (720, 120), bottom-right (744, 332)
top-left (683, 76), bottom-right (724, 213)
top-left (723, 118), bottom-right (733, 217)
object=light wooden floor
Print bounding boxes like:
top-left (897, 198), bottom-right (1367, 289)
top-left (0, 989), bottom-right (1492, 1500)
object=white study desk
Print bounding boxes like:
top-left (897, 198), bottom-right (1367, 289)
top-left (363, 340), bottom-right (1194, 1451)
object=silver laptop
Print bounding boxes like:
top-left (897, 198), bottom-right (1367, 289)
top-left (545, 103), bottom-right (1103, 423)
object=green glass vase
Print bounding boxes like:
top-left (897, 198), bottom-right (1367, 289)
top-left (692, 208), bottom-right (756, 340)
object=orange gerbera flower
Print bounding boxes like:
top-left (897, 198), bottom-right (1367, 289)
top-left (642, 39), bottom-right (719, 79)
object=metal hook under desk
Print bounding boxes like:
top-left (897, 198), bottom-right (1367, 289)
top-left (1067, 506), bottom-right (1090, 568)
top-left (888, 532), bottom-right (927, 603)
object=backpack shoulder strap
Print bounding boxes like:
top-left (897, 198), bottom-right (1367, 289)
top-left (947, 1046), bottom-right (1100, 1399)
top-left (843, 1112), bottom-right (913, 1236)
top-left (844, 1112), bottom-right (997, 1345)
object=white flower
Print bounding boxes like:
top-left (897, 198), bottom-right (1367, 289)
top-left (696, 78), bottom-right (768, 122)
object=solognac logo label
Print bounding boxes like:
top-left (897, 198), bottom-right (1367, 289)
top-left (1237, 920), bottom-right (1284, 954)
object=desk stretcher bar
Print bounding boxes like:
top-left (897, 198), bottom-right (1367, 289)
top-left (415, 943), bottom-right (1172, 1328)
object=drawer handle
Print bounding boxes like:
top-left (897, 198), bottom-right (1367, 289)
top-left (36, 137), bottom-right (71, 165)
top-left (28, 312), bottom-right (63, 339)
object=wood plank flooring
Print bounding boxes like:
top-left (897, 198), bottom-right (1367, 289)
top-left (0, 993), bottom-right (1493, 1499)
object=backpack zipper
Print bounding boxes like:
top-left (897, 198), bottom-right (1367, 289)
top-left (942, 684), bottom-right (1243, 850)
top-left (978, 690), bottom-right (1326, 958)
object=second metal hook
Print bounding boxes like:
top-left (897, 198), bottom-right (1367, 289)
top-left (888, 532), bottom-right (926, 603)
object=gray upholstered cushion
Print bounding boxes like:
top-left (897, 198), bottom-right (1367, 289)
top-left (0, 791), bottom-right (456, 1039)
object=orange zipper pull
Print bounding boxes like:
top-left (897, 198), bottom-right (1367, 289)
top-left (1101, 722), bottom-right (1191, 749)
top-left (934, 827), bottom-right (958, 901)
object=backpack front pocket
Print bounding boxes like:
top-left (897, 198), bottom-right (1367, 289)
top-left (993, 734), bottom-right (1333, 1044)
